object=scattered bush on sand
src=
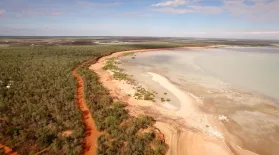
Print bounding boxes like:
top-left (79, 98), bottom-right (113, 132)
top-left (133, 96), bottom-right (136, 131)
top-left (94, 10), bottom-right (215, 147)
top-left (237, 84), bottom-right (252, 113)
top-left (79, 65), bottom-right (167, 154)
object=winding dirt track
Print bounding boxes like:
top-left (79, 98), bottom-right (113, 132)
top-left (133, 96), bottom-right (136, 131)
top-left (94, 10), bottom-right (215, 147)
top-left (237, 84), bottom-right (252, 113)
top-left (0, 144), bottom-right (18, 155)
top-left (72, 57), bottom-right (99, 155)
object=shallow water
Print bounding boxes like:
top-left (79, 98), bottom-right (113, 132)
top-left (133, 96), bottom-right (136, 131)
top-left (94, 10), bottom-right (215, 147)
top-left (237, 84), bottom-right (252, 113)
top-left (122, 47), bottom-right (279, 102)
top-left (119, 47), bottom-right (279, 155)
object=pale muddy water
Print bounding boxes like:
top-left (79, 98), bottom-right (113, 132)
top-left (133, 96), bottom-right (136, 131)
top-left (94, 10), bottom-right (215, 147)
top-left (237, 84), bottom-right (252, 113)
top-left (119, 47), bottom-right (279, 155)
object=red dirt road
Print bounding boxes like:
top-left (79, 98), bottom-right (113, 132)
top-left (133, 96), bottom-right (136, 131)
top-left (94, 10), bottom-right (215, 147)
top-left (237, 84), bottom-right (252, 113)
top-left (0, 144), bottom-right (18, 155)
top-left (72, 57), bottom-right (99, 155)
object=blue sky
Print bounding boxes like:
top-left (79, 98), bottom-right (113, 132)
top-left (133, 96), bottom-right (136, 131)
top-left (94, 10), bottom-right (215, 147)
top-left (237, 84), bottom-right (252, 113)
top-left (0, 0), bottom-right (279, 39)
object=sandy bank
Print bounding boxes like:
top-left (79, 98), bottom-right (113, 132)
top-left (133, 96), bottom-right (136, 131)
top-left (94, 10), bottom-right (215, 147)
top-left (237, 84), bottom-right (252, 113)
top-left (89, 47), bottom-right (257, 155)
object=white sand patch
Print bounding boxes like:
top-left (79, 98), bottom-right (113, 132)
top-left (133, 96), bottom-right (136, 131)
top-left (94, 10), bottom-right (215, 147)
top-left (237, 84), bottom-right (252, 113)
top-left (147, 72), bottom-right (224, 139)
top-left (162, 102), bottom-right (180, 111)
top-left (218, 115), bottom-right (229, 122)
top-left (148, 72), bottom-right (197, 114)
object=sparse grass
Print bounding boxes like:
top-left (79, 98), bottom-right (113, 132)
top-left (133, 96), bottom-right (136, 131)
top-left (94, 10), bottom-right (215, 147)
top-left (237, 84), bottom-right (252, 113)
top-left (144, 93), bottom-right (154, 100)
top-left (102, 58), bottom-right (120, 71)
top-left (103, 56), bottom-right (157, 102)
top-left (103, 57), bottom-right (139, 85)
top-left (123, 52), bottom-right (134, 56)
top-left (133, 86), bottom-right (155, 101)
top-left (112, 71), bottom-right (129, 81)
top-left (113, 71), bottom-right (136, 85)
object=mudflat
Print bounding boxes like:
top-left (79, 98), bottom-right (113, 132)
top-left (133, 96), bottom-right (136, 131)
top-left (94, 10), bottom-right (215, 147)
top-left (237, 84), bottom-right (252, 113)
top-left (90, 46), bottom-right (271, 155)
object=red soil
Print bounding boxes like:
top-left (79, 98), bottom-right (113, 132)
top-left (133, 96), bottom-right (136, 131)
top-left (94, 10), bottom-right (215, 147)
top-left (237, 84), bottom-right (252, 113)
top-left (0, 144), bottom-right (18, 155)
top-left (72, 57), bottom-right (100, 155)
top-left (34, 148), bottom-right (50, 155)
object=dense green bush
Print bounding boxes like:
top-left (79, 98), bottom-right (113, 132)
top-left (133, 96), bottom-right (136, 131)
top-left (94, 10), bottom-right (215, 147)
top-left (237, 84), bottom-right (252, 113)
top-left (0, 43), bottom-right (182, 154)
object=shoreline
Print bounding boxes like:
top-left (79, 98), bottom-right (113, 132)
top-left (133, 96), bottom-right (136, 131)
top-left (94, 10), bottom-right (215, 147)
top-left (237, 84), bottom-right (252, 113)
top-left (89, 46), bottom-right (258, 155)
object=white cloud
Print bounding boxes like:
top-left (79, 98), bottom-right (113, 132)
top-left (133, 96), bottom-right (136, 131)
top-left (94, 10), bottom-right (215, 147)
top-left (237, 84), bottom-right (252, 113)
top-left (154, 7), bottom-right (194, 14)
top-left (100, 12), bottom-right (152, 17)
top-left (188, 5), bottom-right (223, 14)
top-left (116, 12), bottom-right (152, 17)
top-left (78, 1), bottom-right (122, 7)
top-left (152, 0), bottom-right (187, 7)
top-left (21, 10), bottom-right (62, 16)
top-left (0, 9), bottom-right (5, 15)
top-left (152, 0), bottom-right (223, 14)
top-left (248, 31), bottom-right (279, 35)
top-left (152, 0), bottom-right (279, 21)
top-left (182, 29), bottom-right (279, 39)
top-left (223, 0), bottom-right (279, 22)
top-left (153, 5), bottom-right (223, 15)
top-left (182, 30), bottom-right (279, 39)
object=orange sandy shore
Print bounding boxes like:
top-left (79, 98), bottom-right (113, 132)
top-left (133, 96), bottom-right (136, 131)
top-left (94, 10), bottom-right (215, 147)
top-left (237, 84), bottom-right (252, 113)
top-left (90, 46), bottom-right (258, 155)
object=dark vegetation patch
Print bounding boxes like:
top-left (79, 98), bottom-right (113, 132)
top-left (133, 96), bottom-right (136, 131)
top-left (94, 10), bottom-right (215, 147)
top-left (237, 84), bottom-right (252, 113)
top-left (0, 43), bottom-right (183, 154)
top-left (134, 86), bottom-right (156, 101)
